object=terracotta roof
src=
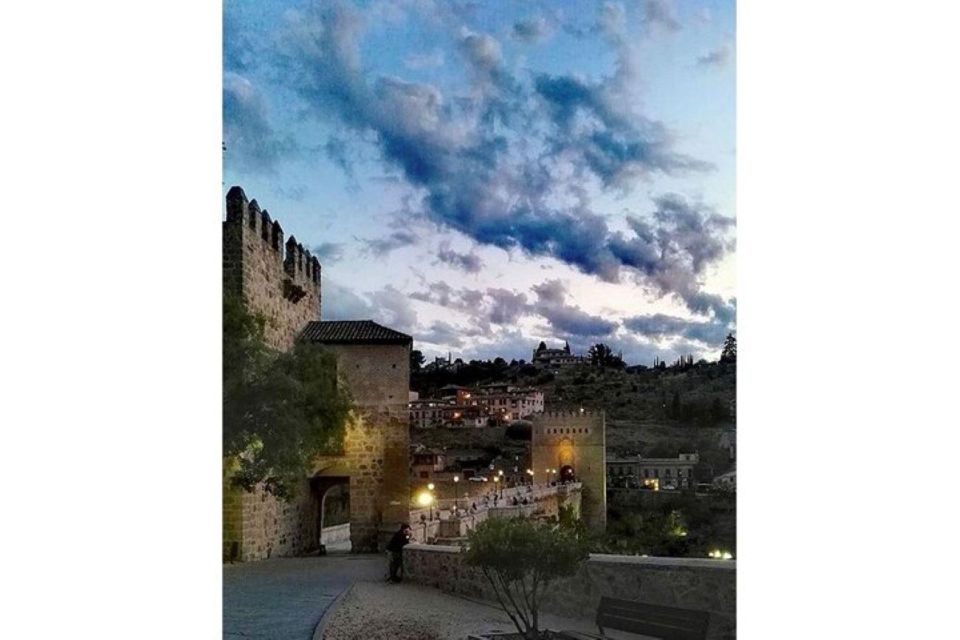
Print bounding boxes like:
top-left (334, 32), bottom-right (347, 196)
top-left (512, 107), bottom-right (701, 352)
top-left (301, 320), bottom-right (412, 345)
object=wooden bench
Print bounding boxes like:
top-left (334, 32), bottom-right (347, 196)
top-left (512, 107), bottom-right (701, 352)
top-left (561, 596), bottom-right (710, 640)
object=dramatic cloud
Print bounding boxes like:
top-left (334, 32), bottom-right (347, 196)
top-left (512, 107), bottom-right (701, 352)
top-left (696, 43), bottom-right (733, 69)
top-left (418, 320), bottom-right (466, 347)
top-left (623, 313), bottom-right (729, 347)
top-left (487, 288), bottom-right (529, 324)
top-left (435, 242), bottom-right (484, 273)
top-left (311, 242), bottom-right (345, 265)
top-left (272, 2), bottom-right (730, 321)
top-left (223, 72), bottom-right (296, 173)
top-left (512, 16), bottom-right (551, 43)
top-left (532, 280), bottom-right (617, 337)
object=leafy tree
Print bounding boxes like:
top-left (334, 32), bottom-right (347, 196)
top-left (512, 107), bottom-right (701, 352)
top-left (588, 343), bottom-right (612, 367)
top-left (536, 341), bottom-right (547, 353)
top-left (720, 332), bottom-right (737, 363)
top-left (465, 518), bottom-right (589, 639)
top-left (410, 349), bottom-right (425, 373)
top-left (223, 293), bottom-right (352, 499)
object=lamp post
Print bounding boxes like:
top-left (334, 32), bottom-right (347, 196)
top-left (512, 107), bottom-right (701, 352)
top-left (494, 475), bottom-right (501, 500)
top-left (427, 483), bottom-right (435, 521)
top-left (453, 475), bottom-right (460, 515)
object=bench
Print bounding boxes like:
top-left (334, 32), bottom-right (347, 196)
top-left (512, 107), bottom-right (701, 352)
top-left (561, 596), bottom-right (710, 640)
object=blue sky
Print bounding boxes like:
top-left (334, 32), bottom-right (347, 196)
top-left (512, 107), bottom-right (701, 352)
top-left (224, 0), bottom-right (735, 364)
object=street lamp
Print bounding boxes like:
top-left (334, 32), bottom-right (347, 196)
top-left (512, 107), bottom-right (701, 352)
top-left (453, 475), bottom-right (460, 514)
top-left (426, 483), bottom-right (436, 520)
top-left (494, 475), bottom-right (502, 499)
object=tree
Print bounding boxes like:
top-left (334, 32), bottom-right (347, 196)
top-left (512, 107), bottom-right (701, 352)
top-left (720, 332), bottom-right (737, 363)
top-left (464, 518), bottom-right (589, 639)
top-left (588, 343), bottom-right (613, 367)
top-left (536, 341), bottom-right (547, 353)
top-left (410, 349), bottom-right (425, 373)
top-left (223, 293), bottom-right (352, 499)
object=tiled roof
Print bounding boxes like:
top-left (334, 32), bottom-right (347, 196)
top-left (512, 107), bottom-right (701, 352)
top-left (301, 320), bottom-right (412, 345)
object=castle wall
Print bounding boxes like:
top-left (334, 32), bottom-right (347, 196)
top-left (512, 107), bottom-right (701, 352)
top-left (223, 186), bottom-right (321, 351)
top-left (531, 411), bottom-right (606, 530)
top-left (316, 342), bottom-right (411, 550)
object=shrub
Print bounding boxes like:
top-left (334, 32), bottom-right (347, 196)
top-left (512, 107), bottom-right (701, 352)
top-left (464, 517), bottom-right (589, 639)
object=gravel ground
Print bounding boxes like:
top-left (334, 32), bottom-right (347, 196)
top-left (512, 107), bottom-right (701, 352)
top-left (321, 581), bottom-right (598, 640)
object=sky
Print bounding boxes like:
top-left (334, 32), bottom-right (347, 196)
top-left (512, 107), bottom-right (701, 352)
top-left (223, 0), bottom-right (736, 365)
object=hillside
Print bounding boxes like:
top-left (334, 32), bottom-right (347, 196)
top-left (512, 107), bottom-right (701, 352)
top-left (411, 359), bottom-right (736, 478)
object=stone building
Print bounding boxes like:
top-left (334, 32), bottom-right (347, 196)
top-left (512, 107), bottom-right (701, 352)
top-left (607, 453), bottom-right (700, 490)
top-left (530, 410), bottom-right (606, 530)
top-left (222, 186), bottom-right (412, 560)
top-left (532, 341), bottom-right (584, 367)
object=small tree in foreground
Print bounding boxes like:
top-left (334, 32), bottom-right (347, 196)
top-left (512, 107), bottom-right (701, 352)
top-left (464, 517), bottom-right (589, 639)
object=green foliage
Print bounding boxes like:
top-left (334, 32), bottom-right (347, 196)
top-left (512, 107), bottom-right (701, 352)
top-left (720, 332), bottom-right (737, 363)
top-left (465, 517), bottom-right (589, 639)
top-left (223, 293), bottom-right (352, 499)
top-left (410, 349), bottom-right (425, 373)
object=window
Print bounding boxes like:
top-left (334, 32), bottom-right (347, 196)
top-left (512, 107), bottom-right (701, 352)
top-left (654, 469), bottom-right (659, 478)
top-left (665, 469), bottom-right (671, 477)
top-left (643, 469), bottom-right (649, 478)
top-left (419, 471), bottom-right (428, 478)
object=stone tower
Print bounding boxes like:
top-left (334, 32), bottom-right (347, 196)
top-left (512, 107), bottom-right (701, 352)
top-left (222, 186), bottom-right (413, 560)
top-left (222, 185), bottom-right (321, 350)
top-left (531, 410), bottom-right (606, 531)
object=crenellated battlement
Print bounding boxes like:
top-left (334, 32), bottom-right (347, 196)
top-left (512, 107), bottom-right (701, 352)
top-left (536, 409), bottom-right (604, 419)
top-left (223, 186), bottom-right (323, 350)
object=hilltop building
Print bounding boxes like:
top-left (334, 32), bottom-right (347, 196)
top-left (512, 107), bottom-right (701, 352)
top-left (532, 340), bottom-right (584, 367)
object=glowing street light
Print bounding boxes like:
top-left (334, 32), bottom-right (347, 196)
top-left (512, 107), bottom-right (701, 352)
top-left (416, 490), bottom-right (434, 508)
top-left (453, 475), bottom-right (460, 513)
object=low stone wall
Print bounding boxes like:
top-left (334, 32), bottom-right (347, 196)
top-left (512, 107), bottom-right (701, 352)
top-left (320, 523), bottom-right (351, 545)
top-left (404, 545), bottom-right (735, 640)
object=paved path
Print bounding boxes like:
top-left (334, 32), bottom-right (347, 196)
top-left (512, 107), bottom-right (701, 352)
top-left (223, 554), bottom-right (383, 640)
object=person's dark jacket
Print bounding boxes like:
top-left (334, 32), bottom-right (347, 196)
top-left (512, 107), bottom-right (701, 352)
top-left (386, 529), bottom-right (411, 553)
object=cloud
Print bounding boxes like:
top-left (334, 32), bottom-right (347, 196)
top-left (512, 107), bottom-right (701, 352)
top-left (435, 242), bottom-right (484, 273)
top-left (532, 280), bottom-right (617, 337)
top-left (623, 313), bottom-right (729, 347)
top-left (323, 136), bottom-right (355, 177)
top-left (312, 242), bottom-right (345, 265)
top-left (223, 72), bottom-right (297, 173)
top-left (487, 288), bottom-right (529, 324)
top-left (696, 43), bottom-right (733, 69)
top-left (418, 320), bottom-right (465, 347)
top-left (367, 285), bottom-right (418, 332)
top-left (360, 230), bottom-right (419, 255)
top-left (322, 280), bottom-right (375, 320)
top-left (404, 48), bottom-right (445, 70)
top-left (642, 0), bottom-right (681, 33)
top-left (512, 16), bottom-right (551, 43)
top-left (274, 2), bottom-right (728, 320)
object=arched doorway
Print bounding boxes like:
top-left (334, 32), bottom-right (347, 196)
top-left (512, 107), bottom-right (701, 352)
top-left (559, 465), bottom-right (576, 482)
top-left (309, 476), bottom-right (351, 553)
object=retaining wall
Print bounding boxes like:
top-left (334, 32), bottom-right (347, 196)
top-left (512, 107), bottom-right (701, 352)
top-left (403, 544), bottom-right (735, 640)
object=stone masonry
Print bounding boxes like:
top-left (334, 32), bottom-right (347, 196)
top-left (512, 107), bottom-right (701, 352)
top-left (404, 545), bottom-right (736, 639)
top-left (222, 186), bottom-right (412, 561)
top-left (531, 411), bottom-right (607, 530)
top-left (222, 186), bottom-right (321, 351)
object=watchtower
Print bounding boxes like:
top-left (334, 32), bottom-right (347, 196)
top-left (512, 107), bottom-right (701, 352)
top-left (531, 410), bottom-right (606, 530)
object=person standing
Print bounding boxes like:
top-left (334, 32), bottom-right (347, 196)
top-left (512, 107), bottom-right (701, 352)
top-left (386, 523), bottom-right (412, 583)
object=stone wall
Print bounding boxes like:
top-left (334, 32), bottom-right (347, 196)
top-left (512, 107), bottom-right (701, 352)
top-left (223, 186), bottom-right (322, 351)
top-left (404, 545), bottom-right (735, 639)
top-left (320, 523), bottom-right (351, 545)
top-left (531, 411), bottom-right (606, 530)
top-left (236, 481), bottom-right (318, 562)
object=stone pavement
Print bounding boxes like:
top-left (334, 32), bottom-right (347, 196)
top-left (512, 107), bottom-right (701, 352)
top-left (321, 580), bottom-right (602, 640)
top-left (223, 554), bottom-right (383, 639)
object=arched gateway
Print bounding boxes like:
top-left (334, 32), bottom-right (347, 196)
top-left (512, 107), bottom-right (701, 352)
top-left (222, 187), bottom-right (411, 561)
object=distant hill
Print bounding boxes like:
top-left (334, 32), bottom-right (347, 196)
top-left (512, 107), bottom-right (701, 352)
top-left (412, 359), bottom-right (736, 478)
